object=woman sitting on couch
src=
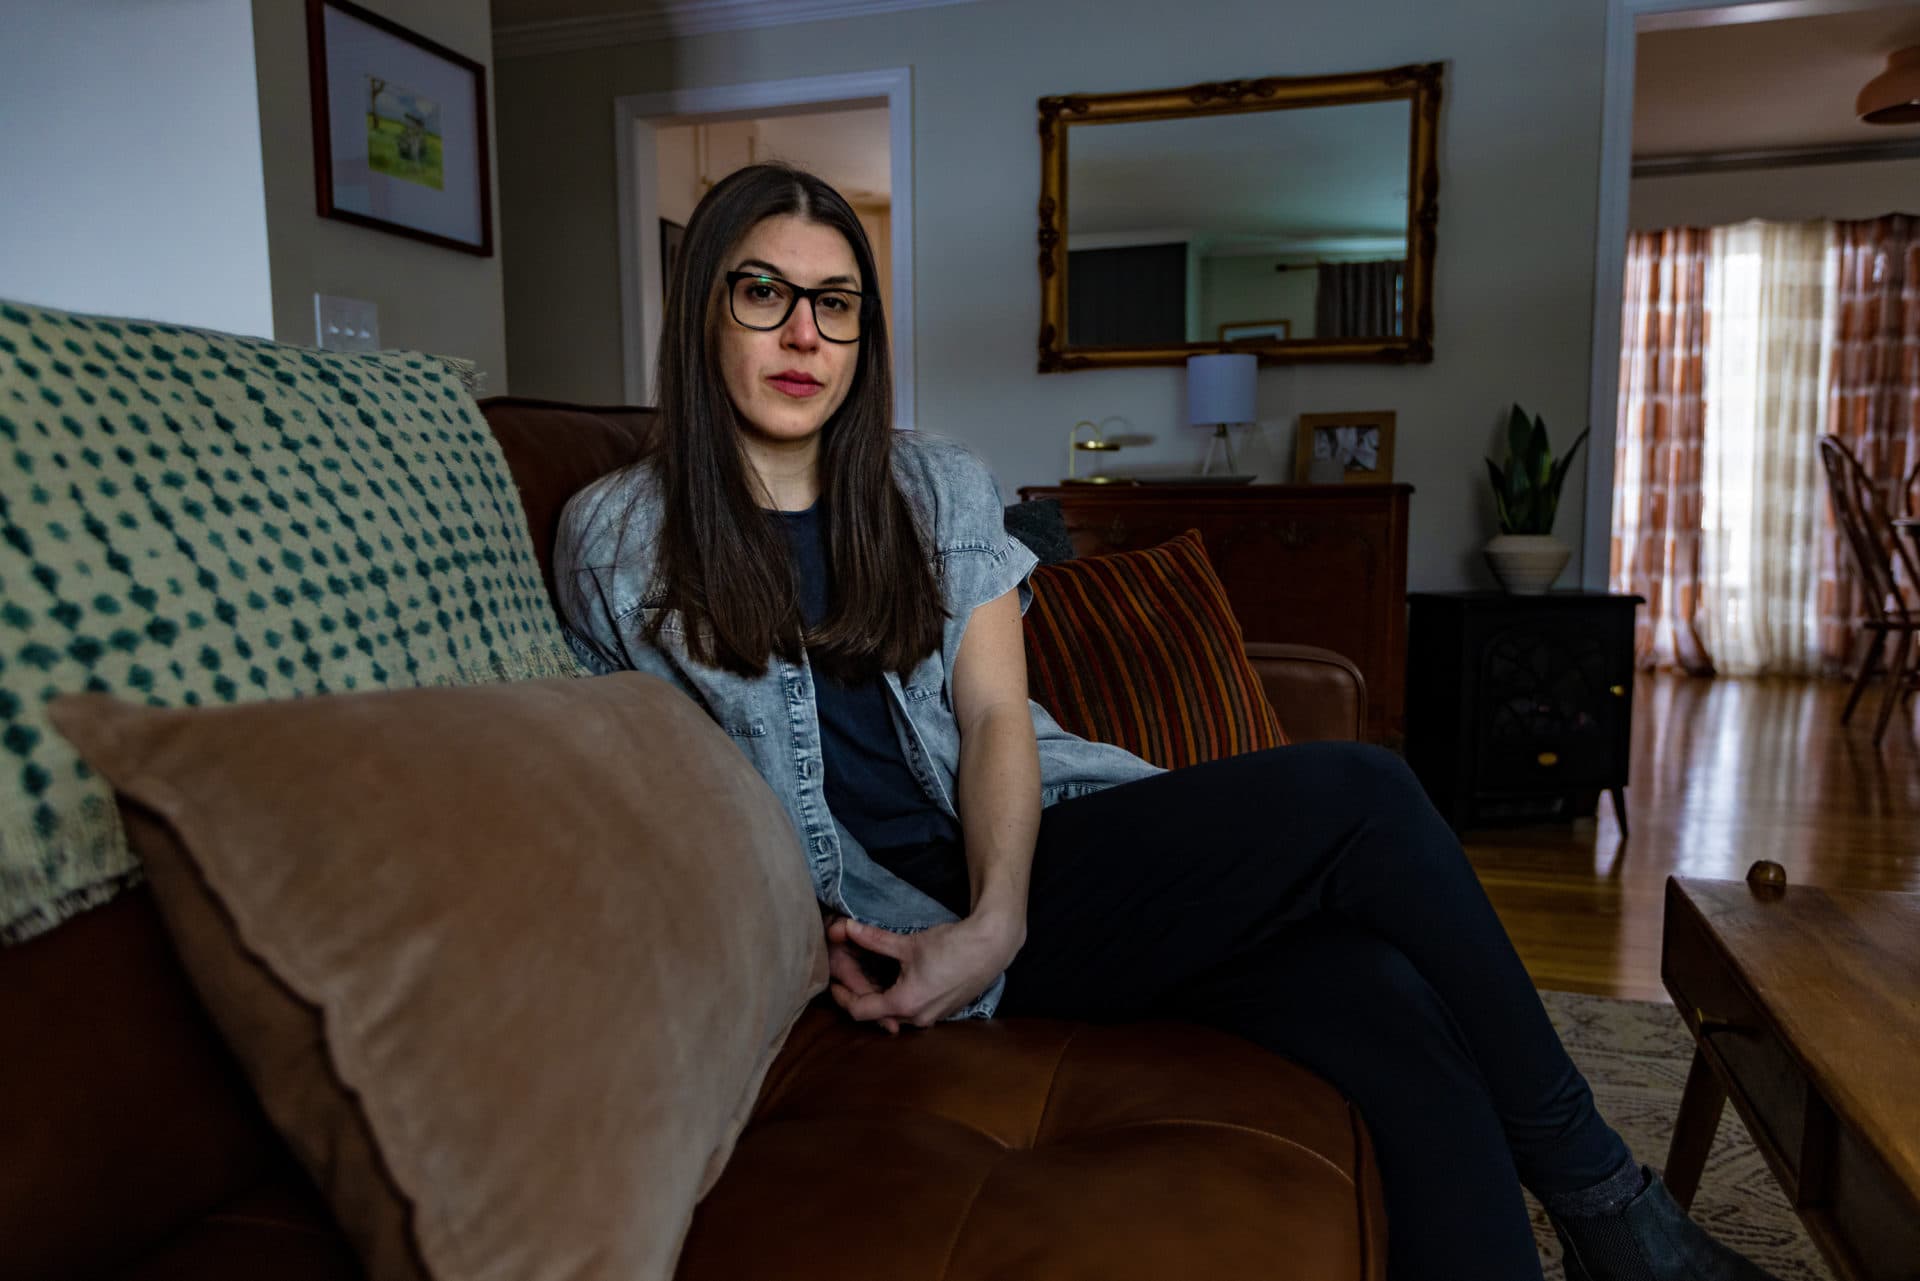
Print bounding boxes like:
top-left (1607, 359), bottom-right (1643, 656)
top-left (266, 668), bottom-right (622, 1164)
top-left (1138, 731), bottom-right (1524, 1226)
top-left (554, 163), bottom-right (1773, 1281)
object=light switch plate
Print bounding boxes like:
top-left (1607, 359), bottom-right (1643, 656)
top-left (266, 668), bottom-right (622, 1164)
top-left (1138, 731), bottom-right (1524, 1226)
top-left (313, 293), bottom-right (380, 352)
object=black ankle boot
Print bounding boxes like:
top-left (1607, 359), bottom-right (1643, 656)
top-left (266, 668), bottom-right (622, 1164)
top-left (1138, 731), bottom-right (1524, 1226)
top-left (1549, 1167), bottom-right (1782, 1281)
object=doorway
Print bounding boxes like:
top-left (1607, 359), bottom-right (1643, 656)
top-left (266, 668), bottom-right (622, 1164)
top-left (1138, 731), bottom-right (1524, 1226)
top-left (613, 69), bottom-right (915, 427)
top-left (1581, 0), bottom-right (1913, 588)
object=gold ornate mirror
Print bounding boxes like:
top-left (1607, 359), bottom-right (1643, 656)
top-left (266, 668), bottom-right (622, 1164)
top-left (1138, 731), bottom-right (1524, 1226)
top-left (1037, 64), bottom-right (1442, 371)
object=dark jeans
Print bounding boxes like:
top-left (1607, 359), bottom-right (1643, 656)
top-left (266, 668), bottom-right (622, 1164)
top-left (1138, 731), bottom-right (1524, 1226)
top-left (875, 743), bottom-right (1631, 1281)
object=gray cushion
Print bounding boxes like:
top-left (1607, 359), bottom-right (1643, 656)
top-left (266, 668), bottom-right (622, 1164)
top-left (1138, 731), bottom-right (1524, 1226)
top-left (1003, 499), bottom-right (1074, 566)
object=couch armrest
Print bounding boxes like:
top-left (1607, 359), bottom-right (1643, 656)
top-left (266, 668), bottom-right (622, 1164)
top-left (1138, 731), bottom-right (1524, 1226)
top-left (1245, 643), bottom-right (1368, 743)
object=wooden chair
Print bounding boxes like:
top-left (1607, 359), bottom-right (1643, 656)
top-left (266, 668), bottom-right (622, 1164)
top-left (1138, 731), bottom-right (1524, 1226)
top-left (1818, 436), bottom-right (1920, 744)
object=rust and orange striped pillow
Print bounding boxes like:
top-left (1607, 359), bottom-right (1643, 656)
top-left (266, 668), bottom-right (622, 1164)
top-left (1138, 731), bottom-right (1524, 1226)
top-left (1022, 530), bottom-right (1287, 769)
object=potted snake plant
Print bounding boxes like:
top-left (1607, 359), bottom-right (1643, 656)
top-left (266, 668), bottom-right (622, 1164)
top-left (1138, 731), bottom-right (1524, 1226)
top-left (1484, 406), bottom-right (1589, 594)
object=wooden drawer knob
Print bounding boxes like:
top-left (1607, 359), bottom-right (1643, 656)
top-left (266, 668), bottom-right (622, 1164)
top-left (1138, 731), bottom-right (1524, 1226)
top-left (1746, 860), bottom-right (1787, 898)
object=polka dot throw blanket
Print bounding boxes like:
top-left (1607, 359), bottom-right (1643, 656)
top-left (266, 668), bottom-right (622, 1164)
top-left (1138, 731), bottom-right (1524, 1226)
top-left (0, 300), bottom-right (580, 943)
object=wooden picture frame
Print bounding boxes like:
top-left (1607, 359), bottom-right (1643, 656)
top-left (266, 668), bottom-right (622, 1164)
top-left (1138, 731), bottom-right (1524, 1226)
top-left (659, 219), bottom-right (686, 303)
top-left (1296, 411), bottom-right (1397, 483)
top-left (1037, 63), bottom-right (1442, 371)
top-left (1219, 319), bottom-right (1292, 343)
top-left (307, 0), bottom-right (493, 256)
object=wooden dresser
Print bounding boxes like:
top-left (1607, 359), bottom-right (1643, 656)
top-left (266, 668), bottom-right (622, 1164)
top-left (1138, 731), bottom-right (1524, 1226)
top-left (1016, 484), bottom-right (1412, 741)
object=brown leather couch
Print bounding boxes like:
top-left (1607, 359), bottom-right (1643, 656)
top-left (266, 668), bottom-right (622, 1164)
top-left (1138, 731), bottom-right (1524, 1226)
top-left (1, 396), bottom-right (1385, 1280)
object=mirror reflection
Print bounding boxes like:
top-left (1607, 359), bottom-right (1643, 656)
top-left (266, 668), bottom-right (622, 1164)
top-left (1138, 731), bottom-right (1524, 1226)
top-left (1066, 100), bottom-right (1412, 348)
top-left (1037, 65), bottom-right (1441, 369)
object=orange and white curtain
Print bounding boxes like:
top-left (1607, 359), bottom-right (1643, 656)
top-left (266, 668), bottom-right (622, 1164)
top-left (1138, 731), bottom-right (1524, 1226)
top-left (1612, 228), bottom-right (1712, 673)
top-left (1697, 220), bottom-right (1834, 677)
top-left (1818, 214), bottom-right (1920, 667)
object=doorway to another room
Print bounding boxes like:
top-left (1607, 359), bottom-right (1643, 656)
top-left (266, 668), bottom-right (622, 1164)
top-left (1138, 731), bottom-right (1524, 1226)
top-left (1472, 0), bottom-right (1920, 1023)
top-left (614, 70), bottom-right (914, 428)
top-left (1592, 1), bottom-right (1920, 709)
top-left (653, 108), bottom-right (893, 348)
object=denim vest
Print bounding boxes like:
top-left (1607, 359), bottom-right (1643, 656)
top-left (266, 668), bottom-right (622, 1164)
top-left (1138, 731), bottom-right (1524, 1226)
top-left (553, 431), bottom-right (1162, 1018)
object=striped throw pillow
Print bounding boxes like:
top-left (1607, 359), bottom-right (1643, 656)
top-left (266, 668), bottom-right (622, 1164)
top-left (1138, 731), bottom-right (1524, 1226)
top-left (1022, 530), bottom-right (1287, 769)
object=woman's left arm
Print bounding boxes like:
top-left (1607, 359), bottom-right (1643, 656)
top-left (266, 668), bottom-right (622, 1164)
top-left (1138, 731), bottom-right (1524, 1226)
top-left (949, 586), bottom-right (1041, 939)
top-left (830, 586), bottom-right (1038, 1028)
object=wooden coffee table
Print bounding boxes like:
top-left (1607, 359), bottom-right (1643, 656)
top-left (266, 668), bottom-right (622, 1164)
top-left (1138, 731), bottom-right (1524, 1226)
top-left (1662, 864), bottom-right (1920, 1281)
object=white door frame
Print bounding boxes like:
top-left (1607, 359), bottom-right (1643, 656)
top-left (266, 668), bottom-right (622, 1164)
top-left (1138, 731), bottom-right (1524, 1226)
top-left (1580, 0), bottom-right (1899, 587)
top-left (613, 68), bottom-right (916, 428)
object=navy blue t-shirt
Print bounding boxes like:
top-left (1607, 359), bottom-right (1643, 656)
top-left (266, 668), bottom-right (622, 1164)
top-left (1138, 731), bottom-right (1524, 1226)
top-left (775, 503), bottom-right (959, 853)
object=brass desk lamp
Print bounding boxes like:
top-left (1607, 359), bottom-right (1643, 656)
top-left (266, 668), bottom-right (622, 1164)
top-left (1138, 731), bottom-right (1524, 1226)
top-left (1065, 419), bottom-right (1126, 484)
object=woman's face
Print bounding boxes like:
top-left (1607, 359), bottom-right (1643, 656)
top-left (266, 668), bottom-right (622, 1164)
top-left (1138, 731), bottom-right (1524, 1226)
top-left (714, 214), bottom-right (863, 452)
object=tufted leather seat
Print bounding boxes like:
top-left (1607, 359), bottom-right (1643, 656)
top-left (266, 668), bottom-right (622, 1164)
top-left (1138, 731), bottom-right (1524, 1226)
top-left (679, 1005), bottom-right (1385, 1279)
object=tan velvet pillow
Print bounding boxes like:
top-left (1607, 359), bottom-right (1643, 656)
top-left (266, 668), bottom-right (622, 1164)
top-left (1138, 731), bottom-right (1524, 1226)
top-left (49, 673), bottom-right (828, 1281)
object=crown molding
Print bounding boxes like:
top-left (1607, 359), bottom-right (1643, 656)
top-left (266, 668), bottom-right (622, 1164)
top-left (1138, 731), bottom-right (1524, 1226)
top-left (495, 0), bottom-right (977, 58)
top-left (1633, 136), bottom-right (1920, 176)
top-left (1635, 0), bottom-right (1902, 33)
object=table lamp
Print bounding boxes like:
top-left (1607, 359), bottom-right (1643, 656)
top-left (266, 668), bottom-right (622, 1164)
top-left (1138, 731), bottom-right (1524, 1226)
top-left (1065, 419), bottom-right (1125, 484)
top-left (1186, 353), bottom-right (1257, 476)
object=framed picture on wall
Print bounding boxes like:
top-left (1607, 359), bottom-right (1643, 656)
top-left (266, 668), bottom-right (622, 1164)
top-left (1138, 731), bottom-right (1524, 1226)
top-left (307, 0), bottom-right (493, 255)
top-left (1296, 411), bottom-right (1397, 483)
top-left (1219, 319), bottom-right (1292, 343)
top-left (660, 220), bottom-right (686, 302)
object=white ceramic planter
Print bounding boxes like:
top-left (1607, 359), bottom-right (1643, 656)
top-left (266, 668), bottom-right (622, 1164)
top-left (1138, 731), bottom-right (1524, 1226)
top-left (1484, 534), bottom-right (1571, 595)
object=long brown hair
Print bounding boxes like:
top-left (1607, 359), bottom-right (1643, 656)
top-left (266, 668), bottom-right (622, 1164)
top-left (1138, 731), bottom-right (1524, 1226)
top-left (640, 162), bottom-right (944, 680)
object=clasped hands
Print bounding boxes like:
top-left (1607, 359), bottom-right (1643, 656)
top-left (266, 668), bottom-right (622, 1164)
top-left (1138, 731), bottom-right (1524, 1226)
top-left (824, 910), bottom-right (1024, 1034)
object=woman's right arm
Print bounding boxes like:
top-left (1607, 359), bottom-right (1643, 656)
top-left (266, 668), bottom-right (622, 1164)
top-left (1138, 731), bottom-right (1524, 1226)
top-left (557, 572), bottom-right (703, 708)
top-left (553, 482), bottom-right (689, 692)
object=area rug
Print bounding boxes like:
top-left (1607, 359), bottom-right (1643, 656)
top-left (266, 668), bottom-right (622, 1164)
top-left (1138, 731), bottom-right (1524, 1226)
top-left (1529, 989), bottom-right (1834, 1280)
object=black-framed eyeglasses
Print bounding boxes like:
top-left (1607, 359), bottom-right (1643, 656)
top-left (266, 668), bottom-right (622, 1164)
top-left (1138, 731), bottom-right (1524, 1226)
top-left (725, 271), bottom-right (867, 343)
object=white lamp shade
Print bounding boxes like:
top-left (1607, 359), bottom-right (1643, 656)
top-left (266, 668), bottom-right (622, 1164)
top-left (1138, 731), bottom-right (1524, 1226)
top-left (1186, 353), bottom-right (1258, 426)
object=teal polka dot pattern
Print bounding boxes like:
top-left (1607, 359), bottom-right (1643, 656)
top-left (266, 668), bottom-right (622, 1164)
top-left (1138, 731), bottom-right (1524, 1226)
top-left (0, 299), bottom-right (581, 943)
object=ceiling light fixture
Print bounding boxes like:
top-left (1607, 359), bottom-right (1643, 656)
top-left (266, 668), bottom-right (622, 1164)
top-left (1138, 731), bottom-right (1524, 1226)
top-left (1857, 46), bottom-right (1920, 125)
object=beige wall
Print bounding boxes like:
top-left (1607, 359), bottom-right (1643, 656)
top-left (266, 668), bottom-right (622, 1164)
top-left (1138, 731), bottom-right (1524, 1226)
top-left (1629, 156), bottom-right (1920, 230)
top-left (496, 0), bottom-right (1609, 590)
top-left (656, 120), bottom-right (768, 223)
top-left (1199, 258), bottom-right (1319, 343)
top-left (252, 0), bottom-right (509, 391)
top-left (758, 109), bottom-right (892, 199)
top-left (656, 125), bottom-right (704, 225)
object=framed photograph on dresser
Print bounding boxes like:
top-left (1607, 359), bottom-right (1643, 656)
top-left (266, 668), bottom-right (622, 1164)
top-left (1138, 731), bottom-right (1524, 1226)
top-left (1296, 411), bottom-right (1397, 483)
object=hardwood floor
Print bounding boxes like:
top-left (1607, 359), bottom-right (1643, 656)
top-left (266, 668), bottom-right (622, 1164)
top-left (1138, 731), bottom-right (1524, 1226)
top-left (1466, 673), bottom-right (1920, 1002)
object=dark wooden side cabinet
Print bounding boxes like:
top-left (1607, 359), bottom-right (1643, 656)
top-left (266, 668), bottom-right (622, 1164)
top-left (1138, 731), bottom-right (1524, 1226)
top-left (1405, 591), bottom-right (1642, 832)
top-left (1018, 484), bottom-right (1412, 741)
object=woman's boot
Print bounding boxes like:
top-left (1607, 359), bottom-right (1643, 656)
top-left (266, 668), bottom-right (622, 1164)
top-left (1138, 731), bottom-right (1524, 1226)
top-left (1549, 1167), bottom-right (1782, 1281)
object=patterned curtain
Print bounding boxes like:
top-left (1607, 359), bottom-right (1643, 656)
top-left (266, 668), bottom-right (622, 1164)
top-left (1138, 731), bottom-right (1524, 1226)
top-left (1611, 228), bottom-right (1714, 673)
top-left (1697, 221), bottom-right (1835, 676)
top-left (1315, 260), bottom-right (1405, 337)
top-left (1819, 214), bottom-right (1920, 667)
